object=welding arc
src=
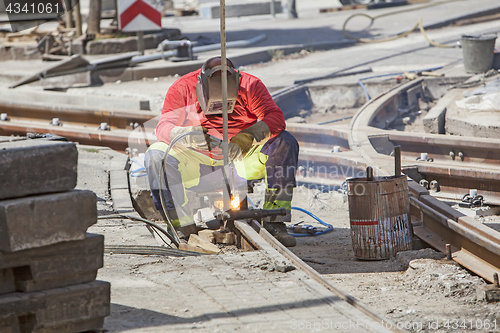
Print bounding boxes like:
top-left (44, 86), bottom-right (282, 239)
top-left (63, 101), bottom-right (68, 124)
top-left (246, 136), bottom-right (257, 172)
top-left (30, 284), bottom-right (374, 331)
top-left (342, 0), bottom-right (463, 48)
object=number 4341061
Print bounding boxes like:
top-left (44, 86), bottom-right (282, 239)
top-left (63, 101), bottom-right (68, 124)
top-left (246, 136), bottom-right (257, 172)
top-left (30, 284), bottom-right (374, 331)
top-left (5, 2), bottom-right (60, 14)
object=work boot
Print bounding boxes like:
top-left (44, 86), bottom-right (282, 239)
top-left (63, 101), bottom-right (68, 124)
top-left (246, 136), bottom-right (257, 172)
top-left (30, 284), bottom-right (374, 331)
top-left (263, 222), bottom-right (296, 247)
top-left (174, 223), bottom-right (198, 243)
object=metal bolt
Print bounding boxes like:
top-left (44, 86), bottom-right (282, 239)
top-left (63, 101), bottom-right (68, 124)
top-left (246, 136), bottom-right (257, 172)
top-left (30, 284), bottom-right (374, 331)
top-left (494, 273), bottom-right (499, 288)
top-left (100, 122), bottom-right (108, 131)
top-left (125, 147), bottom-right (131, 157)
top-left (366, 166), bottom-right (374, 181)
top-left (419, 179), bottom-right (429, 189)
top-left (132, 148), bottom-right (139, 157)
top-left (308, 167), bottom-right (314, 177)
top-left (51, 118), bottom-right (60, 126)
top-left (446, 244), bottom-right (452, 260)
top-left (0, 113), bottom-right (7, 121)
top-left (449, 151), bottom-right (455, 160)
top-left (298, 166), bottom-right (305, 177)
top-left (458, 151), bottom-right (464, 161)
top-left (430, 180), bottom-right (439, 192)
top-left (332, 146), bottom-right (340, 153)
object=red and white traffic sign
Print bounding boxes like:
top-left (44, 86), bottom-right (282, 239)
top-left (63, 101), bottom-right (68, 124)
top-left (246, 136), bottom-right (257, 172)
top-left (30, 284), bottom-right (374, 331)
top-left (118, 0), bottom-right (162, 32)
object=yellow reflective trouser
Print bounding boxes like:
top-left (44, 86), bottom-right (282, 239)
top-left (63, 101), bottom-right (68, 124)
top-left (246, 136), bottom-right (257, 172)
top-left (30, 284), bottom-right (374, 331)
top-left (146, 141), bottom-right (269, 226)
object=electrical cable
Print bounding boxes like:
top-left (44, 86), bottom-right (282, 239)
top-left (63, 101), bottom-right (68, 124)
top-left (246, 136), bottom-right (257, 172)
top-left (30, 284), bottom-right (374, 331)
top-left (342, 0), bottom-right (464, 47)
top-left (288, 206), bottom-right (334, 237)
top-left (158, 131), bottom-right (235, 241)
top-left (98, 213), bottom-right (178, 247)
top-left (104, 245), bottom-right (206, 257)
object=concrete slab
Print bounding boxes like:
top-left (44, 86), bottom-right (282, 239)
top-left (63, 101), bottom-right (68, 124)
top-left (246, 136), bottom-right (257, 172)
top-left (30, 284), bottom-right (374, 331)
top-left (0, 140), bottom-right (77, 200)
top-left (200, 1), bottom-right (282, 19)
top-left (423, 89), bottom-right (464, 134)
top-left (0, 280), bottom-right (109, 333)
top-left (0, 190), bottom-right (97, 252)
top-left (0, 89), bottom-right (151, 111)
top-left (0, 234), bottom-right (103, 293)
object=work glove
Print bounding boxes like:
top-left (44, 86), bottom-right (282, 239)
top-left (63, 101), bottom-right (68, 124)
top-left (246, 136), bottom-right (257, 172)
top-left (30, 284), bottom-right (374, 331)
top-left (228, 142), bottom-right (243, 161)
top-left (170, 126), bottom-right (210, 149)
top-left (230, 121), bottom-right (271, 156)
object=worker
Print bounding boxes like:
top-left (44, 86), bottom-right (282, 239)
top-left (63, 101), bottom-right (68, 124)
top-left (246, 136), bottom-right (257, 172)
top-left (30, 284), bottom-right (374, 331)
top-left (144, 56), bottom-right (299, 247)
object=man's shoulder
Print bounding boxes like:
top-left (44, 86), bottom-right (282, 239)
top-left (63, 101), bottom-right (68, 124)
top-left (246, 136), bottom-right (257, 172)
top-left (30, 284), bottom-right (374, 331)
top-left (173, 69), bottom-right (201, 87)
top-left (239, 71), bottom-right (263, 86)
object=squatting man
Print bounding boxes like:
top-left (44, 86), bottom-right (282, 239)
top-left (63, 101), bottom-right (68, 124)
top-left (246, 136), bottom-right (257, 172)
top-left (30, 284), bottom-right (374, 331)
top-left (145, 56), bottom-right (299, 247)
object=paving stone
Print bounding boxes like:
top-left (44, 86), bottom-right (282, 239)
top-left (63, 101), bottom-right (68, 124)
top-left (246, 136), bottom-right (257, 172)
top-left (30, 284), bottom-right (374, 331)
top-left (110, 170), bottom-right (129, 190)
top-left (0, 190), bottom-right (97, 252)
top-left (0, 280), bottom-right (110, 332)
top-left (0, 234), bottom-right (103, 293)
top-left (0, 140), bottom-right (77, 200)
top-left (111, 188), bottom-right (135, 213)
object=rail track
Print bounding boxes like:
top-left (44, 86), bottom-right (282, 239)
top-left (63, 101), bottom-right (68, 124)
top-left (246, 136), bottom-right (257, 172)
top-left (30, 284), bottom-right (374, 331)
top-left (1, 76), bottom-right (500, 285)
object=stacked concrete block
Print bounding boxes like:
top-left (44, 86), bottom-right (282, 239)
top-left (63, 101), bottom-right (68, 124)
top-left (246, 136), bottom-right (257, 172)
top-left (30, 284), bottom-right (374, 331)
top-left (0, 139), bottom-right (110, 333)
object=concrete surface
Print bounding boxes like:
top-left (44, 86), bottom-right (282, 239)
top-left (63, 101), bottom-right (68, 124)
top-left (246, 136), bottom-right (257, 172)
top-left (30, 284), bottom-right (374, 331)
top-left (77, 147), bottom-right (394, 332)
top-left (0, 190), bottom-right (97, 252)
top-left (0, 280), bottom-right (110, 333)
top-left (0, 88), bottom-right (151, 111)
top-left (199, 1), bottom-right (282, 19)
top-left (423, 89), bottom-right (463, 134)
top-left (0, 234), bottom-right (103, 293)
top-left (0, 140), bottom-right (78, 200)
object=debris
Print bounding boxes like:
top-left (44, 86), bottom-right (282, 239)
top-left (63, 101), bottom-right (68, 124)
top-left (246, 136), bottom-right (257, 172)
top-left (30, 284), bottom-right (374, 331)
top-left (276, 264), bottom-right (296, 273)
top-left (179, 242), bottom-right (219, 254)
top-left (187, 234), bottom-right (221, 253)
top-left (421, 71), bottom-right (445, 77)
top-left (198, 230), bottom-right (235, 244)
top-left (404, 72), bottom-right (419, 80)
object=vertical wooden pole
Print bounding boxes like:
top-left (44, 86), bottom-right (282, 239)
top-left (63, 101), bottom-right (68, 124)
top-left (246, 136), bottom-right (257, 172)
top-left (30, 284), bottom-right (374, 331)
top-left (64, 0), bottom-right (74, 29)
top-left (87, 0), bottom-right (102, 35)
top-left (74, 1), bottom-right (83, 37)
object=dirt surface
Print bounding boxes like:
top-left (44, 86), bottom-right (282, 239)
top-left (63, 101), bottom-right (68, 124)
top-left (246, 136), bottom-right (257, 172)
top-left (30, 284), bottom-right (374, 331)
top-left (280, 185), bottom-right (500, 333)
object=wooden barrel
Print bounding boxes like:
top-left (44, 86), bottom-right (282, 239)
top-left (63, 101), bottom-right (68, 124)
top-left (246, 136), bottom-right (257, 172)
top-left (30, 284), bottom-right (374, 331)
top-left (347, 175), bottom-right (412, 260)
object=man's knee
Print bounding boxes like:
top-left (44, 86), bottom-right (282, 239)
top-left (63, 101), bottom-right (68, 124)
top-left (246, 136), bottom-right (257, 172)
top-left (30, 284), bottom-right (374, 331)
top-left (144, 142), bottom-right (169, 169)
top-left (262, 131), bottom-right (299, 157)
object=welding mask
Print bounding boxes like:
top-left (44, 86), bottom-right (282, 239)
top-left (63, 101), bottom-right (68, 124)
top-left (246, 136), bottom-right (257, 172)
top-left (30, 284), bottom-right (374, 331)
top-left (196, 61), bottom-right (240, 116)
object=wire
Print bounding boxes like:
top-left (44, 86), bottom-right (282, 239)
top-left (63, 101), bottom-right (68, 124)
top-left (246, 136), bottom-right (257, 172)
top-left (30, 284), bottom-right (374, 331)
top-left (288, 206), bottom-right (334, 237)
top-left (98, 213), bottom-right (178, 248)
top-left (357, 65), bottom-right (444, 101)
top-left (342, 0), bottom-right (464, 48)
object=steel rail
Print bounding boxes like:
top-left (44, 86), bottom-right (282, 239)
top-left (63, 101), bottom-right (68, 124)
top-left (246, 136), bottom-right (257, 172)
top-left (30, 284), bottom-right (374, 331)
top-left (1, 76), bottom-right (500, 283)
top-left (234, 219), bottom-right (403, 333)
top-left (346, 77), bottom-right (500, 283)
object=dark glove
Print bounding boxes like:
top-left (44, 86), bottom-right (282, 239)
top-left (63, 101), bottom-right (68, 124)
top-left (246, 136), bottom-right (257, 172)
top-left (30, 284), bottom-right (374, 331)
top-left (230, 121), bottom-right (271, 156)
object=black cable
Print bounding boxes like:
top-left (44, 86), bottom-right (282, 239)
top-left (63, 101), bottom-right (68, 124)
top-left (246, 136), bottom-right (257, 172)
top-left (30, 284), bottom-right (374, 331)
top-left (98, 213), bottom-right (178, 247)
top-left (104, 245), bottom-right (206, 257)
